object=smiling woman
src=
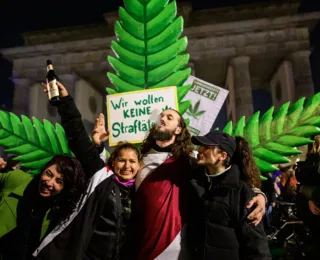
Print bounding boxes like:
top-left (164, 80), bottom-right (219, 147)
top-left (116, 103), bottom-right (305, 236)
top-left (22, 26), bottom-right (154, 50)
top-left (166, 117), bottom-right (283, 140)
top-left (31, 80), bottom-right (144, 260)
top-left (39, 165), bottom-right (64, 197)
top-left (0, 154), bottom-right (87, 260)
top-left (108, 141), bottom-right (141, 182)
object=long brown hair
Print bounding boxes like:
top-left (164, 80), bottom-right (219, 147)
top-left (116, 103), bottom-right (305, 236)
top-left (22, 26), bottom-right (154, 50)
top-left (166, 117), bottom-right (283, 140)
top-left (231, 136), bottom-right (261, 188)
top-left (140, 110), bottom-right (194, 159)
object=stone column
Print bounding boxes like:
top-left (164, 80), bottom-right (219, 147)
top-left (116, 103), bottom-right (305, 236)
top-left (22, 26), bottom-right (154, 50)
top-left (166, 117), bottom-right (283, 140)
top-left (74, 78), bottom-right (104, 134)
top-left (225, 65), bottom-right (236, 123)
top-left (12, 78), bottom-right (31, 117)
top-left (103, 11), bottom-right (118, 30)
top-left (177, 1), bottom-right (193, 27)
top-left (289, 50), bottom-right (314, 100)
top-left (270, 60), bottom-right (295, 109)
top-left (229, 56), bottom-right (254, 120)
top-left (59, 73), bottom-right (78, 97)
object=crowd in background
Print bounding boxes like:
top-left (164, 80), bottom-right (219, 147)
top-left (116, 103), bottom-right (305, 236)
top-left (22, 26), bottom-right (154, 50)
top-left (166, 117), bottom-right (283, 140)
top-left (261, 135), bottom-right (320, 259)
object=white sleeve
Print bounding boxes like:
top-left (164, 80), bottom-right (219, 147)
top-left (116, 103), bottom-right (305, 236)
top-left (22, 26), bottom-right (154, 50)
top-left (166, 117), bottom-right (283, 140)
top-left (99, 148), bottom-right (108, 163)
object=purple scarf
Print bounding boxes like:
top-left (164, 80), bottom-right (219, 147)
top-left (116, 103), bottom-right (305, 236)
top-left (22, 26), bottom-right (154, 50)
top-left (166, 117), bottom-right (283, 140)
top-left (114, 175), bottom-right (135, 188)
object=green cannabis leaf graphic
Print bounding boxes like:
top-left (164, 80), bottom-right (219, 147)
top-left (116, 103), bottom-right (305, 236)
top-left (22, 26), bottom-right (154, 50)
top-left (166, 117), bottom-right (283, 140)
top-left (162, 105), bottom-right (170, 111)
top-left (0, 111), bottom-right (72, 172)
top-left (107, 0), bottom-right (192, 115)
top-left (222, 93), bottom-right (320, 173)
top-left (186, 99), bottom-right (206, 119)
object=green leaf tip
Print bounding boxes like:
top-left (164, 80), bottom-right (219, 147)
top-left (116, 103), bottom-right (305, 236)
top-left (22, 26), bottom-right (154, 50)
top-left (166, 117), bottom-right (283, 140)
top-left (223, 94), bottom-right (320, 172)
top-left (0, 112), bottom-right (72, 171)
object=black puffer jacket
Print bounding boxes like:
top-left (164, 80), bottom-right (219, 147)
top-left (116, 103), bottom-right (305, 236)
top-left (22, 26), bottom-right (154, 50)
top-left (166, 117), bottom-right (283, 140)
top-left (188, 165), bottom-right (271, 260)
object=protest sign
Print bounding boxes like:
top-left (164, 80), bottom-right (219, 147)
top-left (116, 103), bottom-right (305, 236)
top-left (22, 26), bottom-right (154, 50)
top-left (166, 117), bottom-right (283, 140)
top-left (106, 87), bottom-right (178, 146)
top-left (182, 76), bottom-right (229, 136)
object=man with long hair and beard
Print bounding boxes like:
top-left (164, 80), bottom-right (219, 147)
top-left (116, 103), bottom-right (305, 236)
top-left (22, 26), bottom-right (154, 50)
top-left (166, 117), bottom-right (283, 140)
top-left (123, 109), bottom-right (267, 260)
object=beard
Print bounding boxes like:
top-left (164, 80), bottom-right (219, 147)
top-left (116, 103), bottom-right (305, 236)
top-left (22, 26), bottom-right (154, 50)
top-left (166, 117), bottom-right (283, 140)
top-left (152, 127), bottom-right (175, 141)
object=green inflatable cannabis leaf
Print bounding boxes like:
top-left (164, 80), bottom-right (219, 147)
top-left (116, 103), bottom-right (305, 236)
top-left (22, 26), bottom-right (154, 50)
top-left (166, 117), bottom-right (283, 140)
top-left (107, 0), bottom-right (192, 115)
top-left (222, 93), bottom-right (320, 173)
top-left (0, 111), bottom-right (72, 172)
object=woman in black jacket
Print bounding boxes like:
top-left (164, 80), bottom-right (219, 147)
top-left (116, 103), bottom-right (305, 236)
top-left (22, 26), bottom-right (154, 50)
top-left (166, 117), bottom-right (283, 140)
top-left (187, 131), bottom-right (271, 260)
top-left (0, 154), bottom-right (86, 260)
top-left (33, 82), bottom-right (140, 260)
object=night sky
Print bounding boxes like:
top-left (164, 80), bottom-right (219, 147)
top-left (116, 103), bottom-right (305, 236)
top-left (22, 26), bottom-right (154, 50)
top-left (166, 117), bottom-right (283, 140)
top-left (0, 0), bottom-right (292, 48)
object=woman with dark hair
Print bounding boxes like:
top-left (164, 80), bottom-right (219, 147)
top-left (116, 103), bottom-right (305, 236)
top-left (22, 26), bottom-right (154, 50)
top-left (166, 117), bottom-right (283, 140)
top-left (0, 154), bottom-right (86, 260)
top-left (187, 130), bottom-right (271, 260)
top-left (33, 82), bottom-right (141, 260)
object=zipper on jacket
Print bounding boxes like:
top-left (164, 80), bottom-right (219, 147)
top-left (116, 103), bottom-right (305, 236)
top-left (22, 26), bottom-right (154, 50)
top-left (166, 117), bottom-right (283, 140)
top-left (207, 175), bottom-right (212, 190)
top-left (114, 185), bottom-right (122, 259)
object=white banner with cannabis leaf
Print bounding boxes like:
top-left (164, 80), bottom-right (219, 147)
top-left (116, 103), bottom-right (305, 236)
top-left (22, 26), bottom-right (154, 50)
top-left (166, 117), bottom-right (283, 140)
top-left (183, 76), bottom-right (229, 136)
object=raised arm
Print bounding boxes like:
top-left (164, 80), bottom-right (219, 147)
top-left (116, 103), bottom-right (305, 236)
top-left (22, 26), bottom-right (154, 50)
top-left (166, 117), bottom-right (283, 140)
top-left (43, 82), bottom-right (105, 178)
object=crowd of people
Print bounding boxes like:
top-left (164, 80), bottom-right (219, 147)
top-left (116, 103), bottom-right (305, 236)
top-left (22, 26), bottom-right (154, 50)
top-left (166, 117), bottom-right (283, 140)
top-left (261, 136), bottom-right (320, 259)
top-left (0, 80), bottom-right (318, 259)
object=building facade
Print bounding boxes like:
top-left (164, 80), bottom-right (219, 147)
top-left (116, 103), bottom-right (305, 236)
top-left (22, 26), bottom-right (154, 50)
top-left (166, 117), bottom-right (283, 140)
top-left (1, 0), bottom-right (319, 131)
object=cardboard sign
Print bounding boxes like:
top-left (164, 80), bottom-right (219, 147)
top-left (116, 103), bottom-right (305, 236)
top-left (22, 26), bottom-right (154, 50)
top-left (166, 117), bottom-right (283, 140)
top-left (106, 87), bottom-right (178, 146)
top-left (182, 76), bottom-right (229, 136)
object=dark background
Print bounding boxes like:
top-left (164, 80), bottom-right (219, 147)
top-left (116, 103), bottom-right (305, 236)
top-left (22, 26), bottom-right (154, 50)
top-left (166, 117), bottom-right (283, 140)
top-left (1, 0), bottom-right (302, 48)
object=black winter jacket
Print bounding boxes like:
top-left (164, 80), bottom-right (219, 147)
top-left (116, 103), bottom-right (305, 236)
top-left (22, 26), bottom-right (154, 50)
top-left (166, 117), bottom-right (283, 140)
top-left (187, 165), bottom-right (271, 260)
top-left (33, 96), bottom-right (134, 260)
